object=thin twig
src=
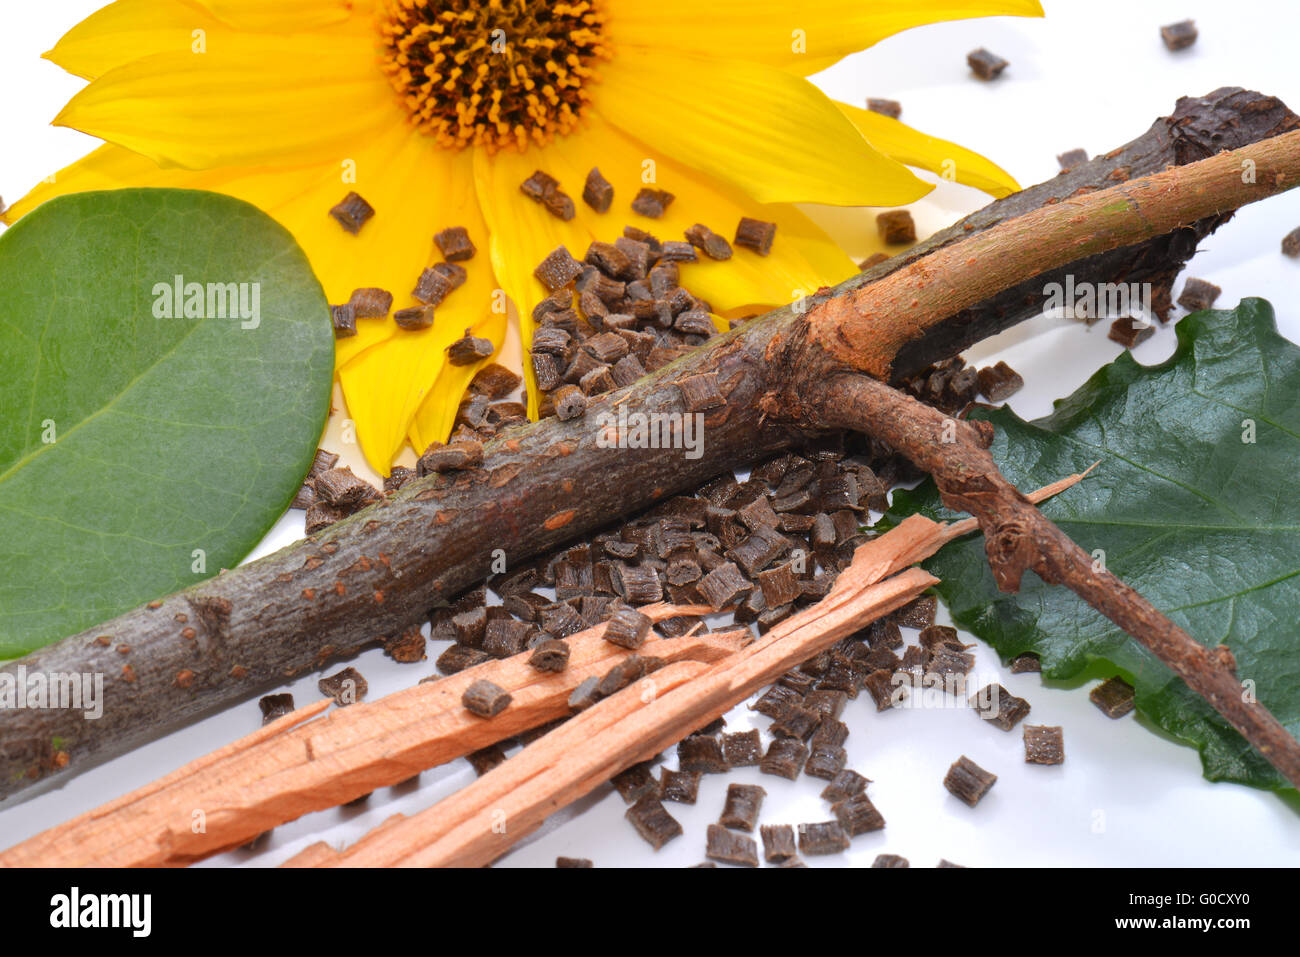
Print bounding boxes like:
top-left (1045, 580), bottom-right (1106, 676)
top-left (803, 373), bottom-right (1300, 789)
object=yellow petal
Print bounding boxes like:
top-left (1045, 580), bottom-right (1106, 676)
top-left (595, 49), bottom-right (930, 207)
top-left (338, 148), bottom-right (501, 473)
top-left (53, 36), bottom-right (394, 170)
top-left (195, 0), bottom-right (366, 32)
top-left (838, 102), bottom-right (1020, 198)
top-left (606, 0), bottom-right (1044, 75)
top-left (45, 0), bottom-right (226, 80)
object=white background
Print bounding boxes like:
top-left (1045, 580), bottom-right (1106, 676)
top-left (1, 0), bottom-right (1299, 867)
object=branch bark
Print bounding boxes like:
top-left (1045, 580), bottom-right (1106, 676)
top-left (2, 90), bottom-right (1297, 801)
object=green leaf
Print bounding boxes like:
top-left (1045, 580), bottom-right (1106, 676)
top-left (0, 189), bottom-right (333, 658)
top-left (887, 299), bottom-right (1300, 791)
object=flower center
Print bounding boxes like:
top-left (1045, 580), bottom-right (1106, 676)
top-left (380, 0), bottom-right (607, 152)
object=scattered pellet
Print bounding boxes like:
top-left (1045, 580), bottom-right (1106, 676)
top-left (259, 693), bottom-right (295, 725)
top-left (417, 439), bottom-right (484, 474)
top-left (553, 383), bottom-right (588, 420)
top-left (447, 330), bottom-right (495, 365)
top-left (705, 824), bottom-right (759, 867)
top-left (678, 734), bottom-right (729, 774)
top-left (313, 467), bottom-right (377, 508)
top-left (631, 188), bottom-right (674, 218)
top-left (534, 245), bottom-right (585, 291)
top-left (348, 287), bottom-right (393, 319)
top-left (521, 169), bottom-right (560, 202)
top-left (1178, 277), bottom-right (1221, 312)
top-left (1024, 724), bottom-right (1065, 765)
top-left (833, 792), bottom-right (885, 836)
top-left (876, 209), bottom-right (916, 245)
top-left (1284, 226), bottom-right (1300, 258)
top-left (615, 563), bottom-right (663, 604)
top-left (433, 261), bottom-right (468, 289)
top-left (436, 644), bottom-right (492, 676)
top-left (468, 362), bottom-right (522, 399)
top-left (384, 627), bottom-right (427, 663)
top-left (970, 683), bottom-right (1031, 731)
top-left (967, 47), bottom-right (1009, 80)
top-left (330, 303), bottom-right (357, 338)
top-left (677, 372), bottom-right (725, 412)
top-left (866, 97), bottom-right (902, 119)
top-left (734, 217), bottom-right (777, 256)
top-left (720, 729), bottom-right (763, 767)
top-left (770, 704), bottom-right (821, 741)
top-left (1057, 148), bottom-right (1089, 171)
top-left (858, 252), bottom-right (890, 270)
top-left (567, 675), bottom-right (602, 712)
top-left (944, 755), bottom-right (997, 807)
top-left (329, 191), bottom-right (375, 234)
top-left (862, 668), bottom-right (903, 711)
top-left (467, 744), bottom-right (508, 776)
top-left (976, 360), bottom-right (1024, 402)
top-left (483, 619), bottom-right (532, 658)
top-left (760, 738), bottom-right (809, 780)
top-left (1108, 317), bottom-right (1154, 350)
top-left (799, 821), bottom-right (851, 855)
top-left (719, 783), bottom-right (766, 831)
top-left (892, 596), bottom-right (936, 628)
top-left (611, 761), bottom-right (659, 804)
top-left (658, 239), bottom-right (697, 263)
top-left (1160, 19), bottom-right (1198, 51)
top-left (760, 824), bottom-right (798, 864)
top-left (820, 769), bottom-right (869, 804)
top-left (804, 744), bottom-right (848, 780)
top-left (696, 561), bottom-right (752, 610)
top-left (1090, 675), bottom-right (1136, 718)
top-left (603, 606), bottom-right (653, 649)
top-left (937, 859), bottom-right (966, 868)
top-left (684, 223), bottom-right (733, 260)
top-left (434, 225), bottom-right (476, 261)
top-left (413, 266), bottom-right (454, 305)
top-left (591, 653), bottom-right (646, 699)
top-left (810, 718), bottom-right (849, 750)
top-left (873, 854), bottom-right (909, 868)
top-left (626, 794), bottom-right (682, 850)
top-left (394, 304), bottom-right (435, 330)
top-left (462, 679), bottom-right (512, 717)
top-left (582, 167), bottom-right (615, 213)
top-left (556, 856), bottom-right (593, 868)
top-left (319, 667), bottom-right (368, 706)
top-left (1009, 652), bottom-right (1041, 674)
top-left (660, 768), bottom-right (702, 804)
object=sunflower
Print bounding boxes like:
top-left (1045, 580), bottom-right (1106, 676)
top-left (3, 0), bottom-right (1040, 474)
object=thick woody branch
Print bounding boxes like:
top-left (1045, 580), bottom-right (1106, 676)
top-left (800, 373), bottom-right (1300, 789)
top-left (1, 89), bottom-right (1295, 801)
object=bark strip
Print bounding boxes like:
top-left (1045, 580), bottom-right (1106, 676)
top-left (1, 90), bottom-right (1296, 800)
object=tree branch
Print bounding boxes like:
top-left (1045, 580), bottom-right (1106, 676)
top-left (798, 373), bottom-right (1300, 790)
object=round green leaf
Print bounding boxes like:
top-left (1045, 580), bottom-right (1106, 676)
top-left (0, 188), bottom-right (333, 658)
